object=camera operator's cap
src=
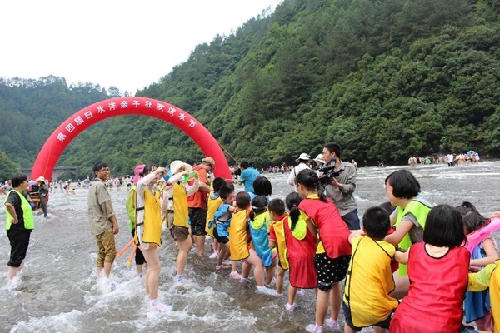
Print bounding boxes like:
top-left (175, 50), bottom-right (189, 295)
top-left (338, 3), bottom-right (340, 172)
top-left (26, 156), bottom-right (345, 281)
top-left (314, 154), bottom-right (325, 164)
top-left (170, 160), bottom-right (192, 175)
top-left (296, 153), bottom-right (311, 162)
top-left (202, 157), bottom-right (216, 170)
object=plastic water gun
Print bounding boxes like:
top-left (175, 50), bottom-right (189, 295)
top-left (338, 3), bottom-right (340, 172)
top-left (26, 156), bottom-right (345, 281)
top-left (182, 171), bottom-right (198, 183)
top-left (466, 217), bottom-right (500, 252)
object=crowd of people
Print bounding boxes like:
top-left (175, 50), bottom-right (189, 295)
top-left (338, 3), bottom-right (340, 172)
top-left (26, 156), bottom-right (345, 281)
top-left (2, 141), bottom-right (500, 333)
top-left (407, 151), bottom-right (481, 167)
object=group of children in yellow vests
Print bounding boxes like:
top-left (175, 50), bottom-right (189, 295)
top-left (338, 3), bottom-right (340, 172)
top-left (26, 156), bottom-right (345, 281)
top-left (123, 160), bottom-right (499, 333)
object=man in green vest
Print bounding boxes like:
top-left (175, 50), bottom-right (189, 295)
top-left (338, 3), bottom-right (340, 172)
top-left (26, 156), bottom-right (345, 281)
top-left (4, 174), bottom-right (34, 283)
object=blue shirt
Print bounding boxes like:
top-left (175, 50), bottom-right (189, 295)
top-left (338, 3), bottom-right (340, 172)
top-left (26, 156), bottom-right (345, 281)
top-left (211, 203), bottom-right (232, 237)
top-left (239, 167), bottom-right (260, 193)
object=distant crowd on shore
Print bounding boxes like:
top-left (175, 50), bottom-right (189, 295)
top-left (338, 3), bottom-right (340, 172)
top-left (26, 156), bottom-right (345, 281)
top-left (408, 151), bottom-right (480, 167)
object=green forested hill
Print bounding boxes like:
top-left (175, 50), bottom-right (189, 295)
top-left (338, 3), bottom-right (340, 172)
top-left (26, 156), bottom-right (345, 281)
top-left (2, 0), bottom-right (500, 177)
top-left (0, 76), bottom-right (110, 173)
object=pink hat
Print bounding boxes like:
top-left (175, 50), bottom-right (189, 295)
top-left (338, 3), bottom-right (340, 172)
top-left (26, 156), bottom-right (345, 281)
top-left (132, 164), bottom-right (145, 184)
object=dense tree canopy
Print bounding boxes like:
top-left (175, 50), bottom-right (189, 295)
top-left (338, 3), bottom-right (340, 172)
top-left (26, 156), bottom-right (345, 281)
top-left (0, 150), bottom-right (18, 181)
top-left (1, 0), bottom-right (500, 177)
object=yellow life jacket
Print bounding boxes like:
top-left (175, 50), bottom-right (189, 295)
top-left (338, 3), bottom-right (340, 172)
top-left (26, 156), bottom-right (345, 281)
top-left (229, 209), bottom-right (250, 261)
top-left (4, 190), bottom-right (34, 230)
top-left (343, 236), bottom-right (398, 326)
top-left (141, 188), bottom-right (162, 246)
top-left (173, 182), bottom-right (189, 228)
top-left (272, 215), bottom-right (288, 269)
top-left (206, 192), bottom-right (222, 236)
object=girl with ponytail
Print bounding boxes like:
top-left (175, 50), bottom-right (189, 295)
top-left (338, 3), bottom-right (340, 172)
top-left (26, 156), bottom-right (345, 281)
top-left (296, 169), bottom-right (352, 333)
top-left (278, 192), bottom-right (318, 312)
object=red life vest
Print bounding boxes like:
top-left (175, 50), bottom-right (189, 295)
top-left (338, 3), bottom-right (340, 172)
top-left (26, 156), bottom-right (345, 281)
top-left (390, 243), bottom-right (470, 333)
top-left (298, 197), bottom-right (351, 259)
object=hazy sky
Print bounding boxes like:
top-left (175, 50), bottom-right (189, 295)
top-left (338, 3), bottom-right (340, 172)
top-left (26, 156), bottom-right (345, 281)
top-left (0, 0), bottom-right (282, 93)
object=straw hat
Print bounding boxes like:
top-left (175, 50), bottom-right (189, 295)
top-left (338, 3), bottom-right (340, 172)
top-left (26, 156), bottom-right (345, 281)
top-left (202, 157), bottom-right (216, 169)
top-left (313, 154), bottom-right (325, 164)
top-left (36, 176), bottom-right (46, 182)
top-left (170, 160), bottom-right (192, 175)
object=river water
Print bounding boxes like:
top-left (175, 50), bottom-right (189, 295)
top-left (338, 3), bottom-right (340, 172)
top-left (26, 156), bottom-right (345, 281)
top-left (1, 162), bottom-right (499, 333)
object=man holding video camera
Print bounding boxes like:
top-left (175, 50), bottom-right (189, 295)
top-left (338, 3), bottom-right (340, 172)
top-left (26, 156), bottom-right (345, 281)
top-left (320, 142), bottom-right (360, 230)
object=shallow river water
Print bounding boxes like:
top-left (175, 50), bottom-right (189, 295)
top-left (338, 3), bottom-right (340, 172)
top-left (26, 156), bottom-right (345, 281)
top-left (1, 162), bottom-right (499, 333)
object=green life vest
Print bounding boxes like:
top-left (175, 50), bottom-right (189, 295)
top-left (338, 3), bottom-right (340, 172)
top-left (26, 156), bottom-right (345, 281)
top-left (4, 190), bottom-right (34, 231)
top-left (395, 199), bottom-right (432, 276)
top-left (126, 185), bottom-right (137, 232)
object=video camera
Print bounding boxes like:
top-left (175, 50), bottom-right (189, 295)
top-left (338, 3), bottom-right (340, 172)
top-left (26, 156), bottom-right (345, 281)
top-left (318, 165), bottom-right (341, 185)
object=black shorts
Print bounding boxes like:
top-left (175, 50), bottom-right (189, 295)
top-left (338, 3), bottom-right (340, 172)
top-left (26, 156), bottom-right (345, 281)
top-left (188, 208), bottom-right (207, 236)
top-left (314, 253), bottom-right (350, 291)
top-left (342, 301), bottom-right (393, 331)
top-left (131, 230), bottom-right (146, 265)
top-left (213, 226), bottom-right (229, 244)
top-left (7, 228), bottom-right (32, 267)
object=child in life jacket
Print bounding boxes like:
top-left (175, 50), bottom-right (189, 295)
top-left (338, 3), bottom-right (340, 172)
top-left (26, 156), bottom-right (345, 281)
top-left (209, 184), bottom-right (238, 273)
top-left (384, 170), bottom-right (432, 299)
top-left (206, 177), bottom-right (227, 259)
top-left (250, 175), bottom-right (277, 286)
top-left (468, 261), bottom-right (499, 333)
top-left (249, 196), bottom-right (274, 282)
top-left (229, 191), bottom-right (278, 295)
top-left (267, 197), bottom-right (288, 297)
top-left (273, 193), bottom-right (317, 311)
top-left (391, 205), bottom-right (470, 333)
top-left (457, 201), bottom-right (499, 332)
top-left (296, 169), bottom-right (351, 333)
top-left (343, 207), bottom-right (398, 333)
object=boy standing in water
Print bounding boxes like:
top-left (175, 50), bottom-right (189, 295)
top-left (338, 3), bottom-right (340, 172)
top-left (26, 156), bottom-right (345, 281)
top-left (87, 161), bottom-right (119, 280)
top-left (343, 207), bottom-right (398, 333)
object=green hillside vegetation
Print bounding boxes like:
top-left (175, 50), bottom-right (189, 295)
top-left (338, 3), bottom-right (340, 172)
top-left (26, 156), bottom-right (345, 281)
top-left (1, 0), bottom-right (500, 177)
top-left (0, 76), bottom-right (110, 165)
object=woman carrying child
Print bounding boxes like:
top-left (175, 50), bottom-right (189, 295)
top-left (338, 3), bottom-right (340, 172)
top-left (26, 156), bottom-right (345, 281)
top-left (296, 169), bottom-right (351, 333)
top-left (391, 205), bottom-right (470, 333)
top-left (457, 201), bottom-right (499, 332)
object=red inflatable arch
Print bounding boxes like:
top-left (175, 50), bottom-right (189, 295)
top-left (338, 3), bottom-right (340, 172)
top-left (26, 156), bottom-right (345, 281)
top-left (31, 97), bottom-right (232, 182)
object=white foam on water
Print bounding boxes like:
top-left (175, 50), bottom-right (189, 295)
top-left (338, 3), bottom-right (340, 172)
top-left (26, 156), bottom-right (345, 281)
top-left (10, 310), bottom-right (83, 333)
